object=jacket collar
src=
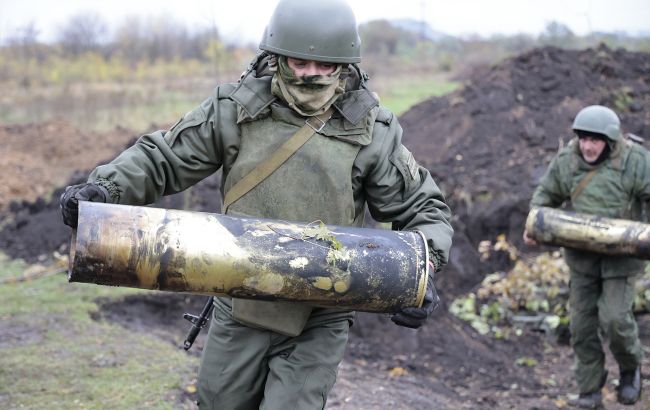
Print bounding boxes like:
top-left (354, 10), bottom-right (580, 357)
top-left (230, 54), bottom-right (378, 125)
top-left (571, 137), bottom-right (625, 170)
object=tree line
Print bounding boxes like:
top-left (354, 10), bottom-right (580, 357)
top-left (2, 12), bottom-right (648, 86)
top-left (4, 13), bottom-right (229, 63)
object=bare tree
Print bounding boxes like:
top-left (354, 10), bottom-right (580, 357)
top-left (113, 15), bottom-right (146, 63)
top-left (6, 22), bottom-right (40, 47)
top-left (359, 20), bottom-right (417, 55)
top-left (57, 12), bottom-right (108, 56)
top-left (540, 21), bottom-right (577, 48)
top-left (5, 21), bottom-right (42, 60)
top-left (113, 14), bottom-right (213, 63)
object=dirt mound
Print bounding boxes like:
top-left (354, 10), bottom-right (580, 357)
top-left (0, 121), bottom-right (137, 210)
top-left (399, 44), bottom-right (650, 294)
top-left (0, 169), bottom-right (221, 262)
top-left (0, 121), bottom-right (140, 260)
top-left (0, 119), bottom-right (221, 262)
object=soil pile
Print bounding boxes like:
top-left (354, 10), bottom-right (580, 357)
top-left (0, 121), bottom-right (135, 209)
top-left (0, 121), bottom-right (137, 261)
top-left (0, 120), bottom-right (221, 261)
top-left (399, 44), bottom-right (650, 295)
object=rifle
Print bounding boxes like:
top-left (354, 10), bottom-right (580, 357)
top-left (182, 296), bottom-right (214, 350)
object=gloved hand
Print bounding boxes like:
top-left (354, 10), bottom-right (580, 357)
top-left (60, 183), bottom-right (108, 228)
top-left (391, 266), bottom-right (440, 329)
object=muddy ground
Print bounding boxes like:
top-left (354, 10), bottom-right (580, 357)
top-left (1, 44), bottom-right (649, 409)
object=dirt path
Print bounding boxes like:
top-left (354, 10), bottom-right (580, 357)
top-left (92, 292), bottom-right (650, 409)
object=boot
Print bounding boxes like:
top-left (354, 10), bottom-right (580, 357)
top-left (568, 390), bottom-right (603, 409)
top-left (569, 370), bottom-right (607, 409)
top-left (617, 366), bottom-right (641, 405)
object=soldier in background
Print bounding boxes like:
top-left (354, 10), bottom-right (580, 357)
top-left (59, 0), bottom-right (453, 408)
top-left (524, 105), bottom-right (649, 408)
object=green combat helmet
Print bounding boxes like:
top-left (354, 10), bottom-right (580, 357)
top-left (572, 105), bottom-right (622, 141)
top-left (259, 0), bottom-right (361, 63)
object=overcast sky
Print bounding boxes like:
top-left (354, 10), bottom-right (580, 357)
top-left (1, 0), bottom-right (649, 44)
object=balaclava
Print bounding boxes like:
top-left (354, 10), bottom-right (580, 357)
top-left (271, 55), bottom-right (347, 117)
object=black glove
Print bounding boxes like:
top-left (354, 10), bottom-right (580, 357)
top-left (391, 270), bottom-right (440, 329)
top-left (60, 183), bottom-right (108, 228)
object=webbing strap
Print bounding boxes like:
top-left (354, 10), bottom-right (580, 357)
top-left (223, 107), bottom-right (334, 212)
top-left (570, 168), bottom-right (598, 203)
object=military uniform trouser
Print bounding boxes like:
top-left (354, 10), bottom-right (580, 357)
top-left (569, 269), bottom-right (643, 394)
top-left (197, 303), bottom-right (350, 410)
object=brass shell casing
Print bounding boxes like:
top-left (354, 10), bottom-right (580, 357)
top-left (69, 202), bottom-right (429, 312)
top-left (526, 206), bottom-right (650, 259)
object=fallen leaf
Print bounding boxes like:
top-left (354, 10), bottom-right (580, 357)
top-left (388, 366), bottom-right (408, 377)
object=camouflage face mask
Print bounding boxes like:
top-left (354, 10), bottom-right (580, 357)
top-left (271, 56), bottom-right (346, 117)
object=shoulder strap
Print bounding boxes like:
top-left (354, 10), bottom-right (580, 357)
top-left (570, 168), bottom-right (598, 203)
top-left (223, 107), bottom-right (334, 213)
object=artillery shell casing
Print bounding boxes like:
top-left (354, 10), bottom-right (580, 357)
top-left (69, 202), bottom-right (429, 312)
top-left (526, 206), bottom-right (650, 259)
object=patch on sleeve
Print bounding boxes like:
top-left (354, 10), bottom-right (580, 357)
top-left (404, 148), bottom-right (419, 180)
top-left (389, 145), bottom-right (421, 193)
top-left (164, 106), bottom-right (207, 146)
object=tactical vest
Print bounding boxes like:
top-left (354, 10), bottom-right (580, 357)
top-left (569, 139), bottom-right (641, 219)
top-left (564, 138), bottom-right (647, 277)
top-left (217, 72), bottom-right (378, 335)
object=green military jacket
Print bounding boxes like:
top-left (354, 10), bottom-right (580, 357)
top-left (530, 137), bottom-right (650, 276)
top-left (88, 56), bottom-right (453, 270)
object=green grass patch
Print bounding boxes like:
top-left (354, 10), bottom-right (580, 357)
top-left (1, 73), bottom-right (458, 134)
top-left (0, 254), bottom-right (198, 409)
top-left (83, 90), bottom-right (201, 133)
top-left (0, 83), bottom-right (208, 134)
top-left (373, 75), bottom-right (459, 115)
